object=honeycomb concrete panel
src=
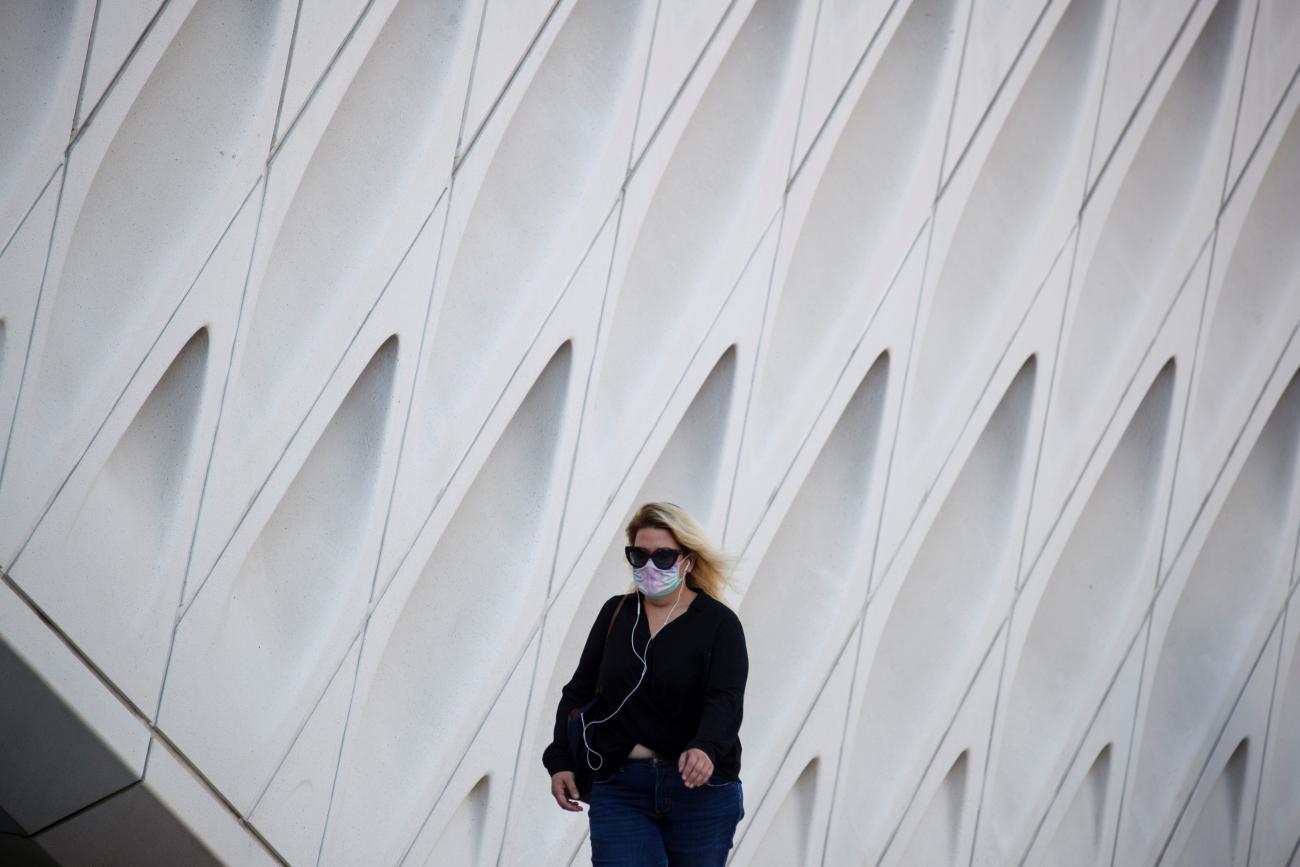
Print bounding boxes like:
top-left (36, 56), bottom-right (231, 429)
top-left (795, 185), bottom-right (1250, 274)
top-left (2, 0), bottom-right (1299, 863)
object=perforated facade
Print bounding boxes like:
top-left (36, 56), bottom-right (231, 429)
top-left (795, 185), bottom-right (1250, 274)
top-left (2, 0), bottom-right (1299, 864)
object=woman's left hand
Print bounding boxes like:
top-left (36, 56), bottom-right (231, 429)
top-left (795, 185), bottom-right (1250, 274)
top-left (678, 748), bottom-right (714, 788)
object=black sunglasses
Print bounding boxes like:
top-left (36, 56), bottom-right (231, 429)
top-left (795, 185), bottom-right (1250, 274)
top-left (625, 546), bottom-right (687, 570)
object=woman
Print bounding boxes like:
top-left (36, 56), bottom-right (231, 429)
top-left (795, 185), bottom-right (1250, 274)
top-left (543, 502), bottom-right (748, 866)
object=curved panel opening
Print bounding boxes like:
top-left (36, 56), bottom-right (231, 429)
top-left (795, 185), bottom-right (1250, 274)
top-left (234, 0), bottom-right (468, 437)
top-left (164, 336), bottom-right (398, 806)
top-left (742, 352), bottom-right (888, 749)
top-left (0, 3), bottom-right (78, 205)
top-left (992, 362), bottom-right (1173, 829)
top-left (418, 0), bottom-right (648, 446)
top-left (1131, 369), bottom-right (1300, 831)
top-left (847, 358), bottom-right (1034, 818)
top-left (52, 329), bottom-right (209, 707)
top-left (40, 0), bottom-right (280, 418)
top-left (896, 750), bottom-right (969, 867)
top-left (339, 342), bottom-right (571, 861)
top-left (1041, 745), bottom-right (1112, 867)
top-left (1056, 0), bottom-right (1240, 422)
top-left (422, 775), bottom-right (491, 867)
top-left (755, 0), bottom-right (957, 445)
top-left (750, 759), bottom-right (818, 867)
top-left (908, 0), bottom-right (1104, 436)
top-left (618, 345), bottom-right (737, 526)
top-left (1255, 627), bottom-right (1300, 861)
top-left (593, 0), bottom-right (804, 446)
top-left (1193, 109), bottom-right (1300, 445)
top-left (1173, 738), bottom-right (1248, 867)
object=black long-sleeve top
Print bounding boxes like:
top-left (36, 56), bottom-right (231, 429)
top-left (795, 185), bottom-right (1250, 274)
top-left (542, 590), bottom-right (748, 781)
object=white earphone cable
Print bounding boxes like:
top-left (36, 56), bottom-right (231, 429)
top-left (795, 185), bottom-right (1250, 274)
top-left (581, 584), bottom-right (685, 771)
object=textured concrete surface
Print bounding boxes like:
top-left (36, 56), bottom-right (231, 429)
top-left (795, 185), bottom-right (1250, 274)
top-left (1, 0), bottom-right (1298, 864)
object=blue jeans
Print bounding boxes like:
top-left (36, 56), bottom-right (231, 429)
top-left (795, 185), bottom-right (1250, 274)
top-left (588, 756), bottom-right (744, 866)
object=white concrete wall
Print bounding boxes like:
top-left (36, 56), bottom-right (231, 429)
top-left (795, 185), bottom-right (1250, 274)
top-left (1, 0), bottom-right (1298, 864)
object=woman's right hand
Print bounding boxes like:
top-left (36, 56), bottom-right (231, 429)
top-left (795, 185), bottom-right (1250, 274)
top-left (551, 771), bottom-right (583, 812)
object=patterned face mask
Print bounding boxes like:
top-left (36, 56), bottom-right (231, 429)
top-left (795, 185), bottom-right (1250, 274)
top-left (632, 559), bottom-right (683, 598)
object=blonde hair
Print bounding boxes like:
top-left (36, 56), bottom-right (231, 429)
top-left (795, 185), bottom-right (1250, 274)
top-left (624, 502), bottom-right (733, 603)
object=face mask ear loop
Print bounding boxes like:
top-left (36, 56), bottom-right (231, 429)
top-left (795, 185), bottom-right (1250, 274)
top-left (581, 587), bottom-right (684, 771)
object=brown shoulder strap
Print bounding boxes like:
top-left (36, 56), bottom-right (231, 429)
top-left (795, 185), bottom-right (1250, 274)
top-left (605, 593), bottom-right (629, 642)
top-left (595, 593), bottom-right (631, 694)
